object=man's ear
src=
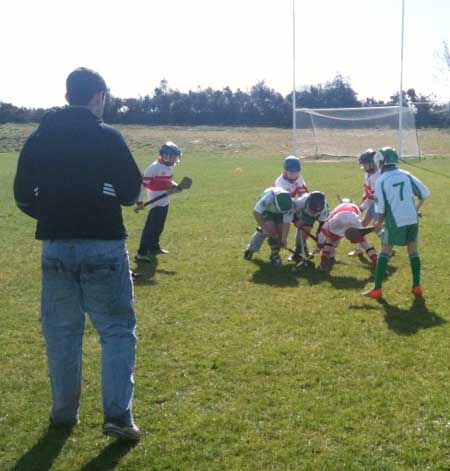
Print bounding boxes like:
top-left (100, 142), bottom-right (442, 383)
top-left (65, 93), bottom-right (70, 104)
top-left (88, 91), bottom-right (105, 116)
top-left (92, 91), bottom-right (104, 106)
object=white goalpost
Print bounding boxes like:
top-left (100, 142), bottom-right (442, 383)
top-left (292, 0), bottom-right (420, 159)
top-left (295, 106), bottom-right (420, 158)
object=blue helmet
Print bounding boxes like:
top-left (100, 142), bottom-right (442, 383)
top-left (160, 141), bottom-right (182, 157)
top-left (284, 155), bottom-right (301, 172)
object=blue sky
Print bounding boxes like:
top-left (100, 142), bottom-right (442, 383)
top-left (1, 0), bottom-right (449, 108)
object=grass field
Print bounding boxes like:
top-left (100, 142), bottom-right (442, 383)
top-left (1, 125), bottom-right (450, 471)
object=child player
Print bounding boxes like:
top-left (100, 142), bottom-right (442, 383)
top-left (274, 155), bottom-right (308, 198)
top-left (349, 148), bottom-right (381, 256)
top-left (244, 156), bottom-right (307, 260)
top-left (363, 147), bottom-right (430, 299)
top-left (315, 199), bottom-right (378, 272)
top-left (291, 191), bottom-right (328, 262)
top-left (135, 142), bottom-right (182, 261)
top-left (248, 187), bottom-right (294, 267)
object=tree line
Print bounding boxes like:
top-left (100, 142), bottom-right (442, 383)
top-left (1, 75), bottom-right (449, 128)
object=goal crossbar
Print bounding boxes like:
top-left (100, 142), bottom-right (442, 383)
top-left (294, 106), bottom-right (420, 158)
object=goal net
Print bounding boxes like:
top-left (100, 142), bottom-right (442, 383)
top-left (295, 106), bottom-right (420, 159)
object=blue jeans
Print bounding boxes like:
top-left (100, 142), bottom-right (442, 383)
top-left (41, 239), bottom-right (136, 426)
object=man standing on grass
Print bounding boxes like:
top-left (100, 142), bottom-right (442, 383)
top-left (363, 147), bottom-right (430, 299)
top-left (13, 68), bottom-right (143, 441)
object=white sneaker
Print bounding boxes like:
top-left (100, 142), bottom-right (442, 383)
top-left (348, 244), bottom-right (363, 256)
top-left (103, 422), bottom-right (141, 442)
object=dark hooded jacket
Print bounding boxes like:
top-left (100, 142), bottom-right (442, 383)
top-left (13, 106), bottom-right (142, 240)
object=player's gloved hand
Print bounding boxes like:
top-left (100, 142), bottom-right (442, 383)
top-left (134, 201), bottom-right (145, 213)
top-left (280, 238), bottom-right (288, 248)
top-left (374, 220), bottom-right (383, 233)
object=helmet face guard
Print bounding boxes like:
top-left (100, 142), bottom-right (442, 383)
top-left (160, 153), bottom-right (179, 166)
top-left (284, 170), bottom-right (300, 182)
top-left (273, 190), bottom-right (293, 213)
top-left (305, 191), bottom-right (325, 216)
top-left (159, 141), bottom-right (182, 166)
top-left (358, 148), bottom-right (376, 171)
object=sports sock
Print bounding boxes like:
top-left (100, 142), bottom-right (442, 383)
top-left (374, 252), bottom-right (389, 289)
top-left (320, 254), bottom-right (329, 266)
top-left (268, 237), bottom-right (281, 257)
top-left (365, 246), bottom-right (377, 267)
top-left (248, 227), bottom-right (265, 252)
top-left (409, 253), bottom-right (421, 287)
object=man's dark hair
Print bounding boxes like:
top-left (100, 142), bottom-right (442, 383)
top-left (66, 67), bottom-right (108, 105)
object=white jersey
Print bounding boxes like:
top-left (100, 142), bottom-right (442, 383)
top-left (254, 188), bottom-right (294, 224)
top-left (140, 159), bottom-right (175, 208)
top-left (374, 168), bottom-right (430, 227)
top-left (274, 173), bottom-right (308, 198)
top-left (321, 202), bottom-right (362, 239)
top-left (360, 169), bottom-right (380, 211)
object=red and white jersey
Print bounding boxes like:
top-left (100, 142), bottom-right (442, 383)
top-left (320, 202), bottom-right (362, 240)
top-left (360, 169), bottom-right (380, 211)
top-left (140, 159), bottom-right (175, 208)
top-left (274, 172), bottom-right (308, 198)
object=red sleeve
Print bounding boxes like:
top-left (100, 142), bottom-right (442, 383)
top-left (363, 183), bottom-right (374, 200)
top-left (296, 184), bottom-right (308, 196)
top-left (143, 175), bottom-right (173, 191)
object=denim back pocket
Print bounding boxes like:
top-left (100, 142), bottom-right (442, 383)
top-left (42, 257), bottom-right (79, 305)
top-left (81, 259), bottom-right (121, 314)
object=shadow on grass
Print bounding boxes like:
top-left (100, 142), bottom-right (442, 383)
top-left (132, 256), bottom-right (176, 285)
top-left (378, 296), bottom-right (447, 335)
top-left (293, 255), bottom-right (398, 290)
top-left (132, 257), bottom-right (158, 285)
top-left (250, 259), bottom-right (299, 287)
top-left (248, 254), bottom-right (400, 290)
top-left (10, 426), bottom-right (137, 471)
top-left (79, 440), bottom-right (138, 471)
top-left (295, 263), bottom-right (374, 290)
top-left (357, 253), bottom-right (375, 271)
top-left (10, 425), bottom-right (71, 471)
top-left (355, 253), bottom-right (399, 279)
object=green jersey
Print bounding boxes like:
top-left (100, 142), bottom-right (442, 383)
top-left (254, 187), bottom-right (294, 224)
top-left (374, 168), bottom-right (429, 228)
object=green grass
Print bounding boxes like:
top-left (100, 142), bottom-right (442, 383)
top-left (1, 126), bottom-right (450, 470)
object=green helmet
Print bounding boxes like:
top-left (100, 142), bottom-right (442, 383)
top-left (374, 147), bottom-right (399, 170)
top-left (272, 187), bottom-right (293, 213)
